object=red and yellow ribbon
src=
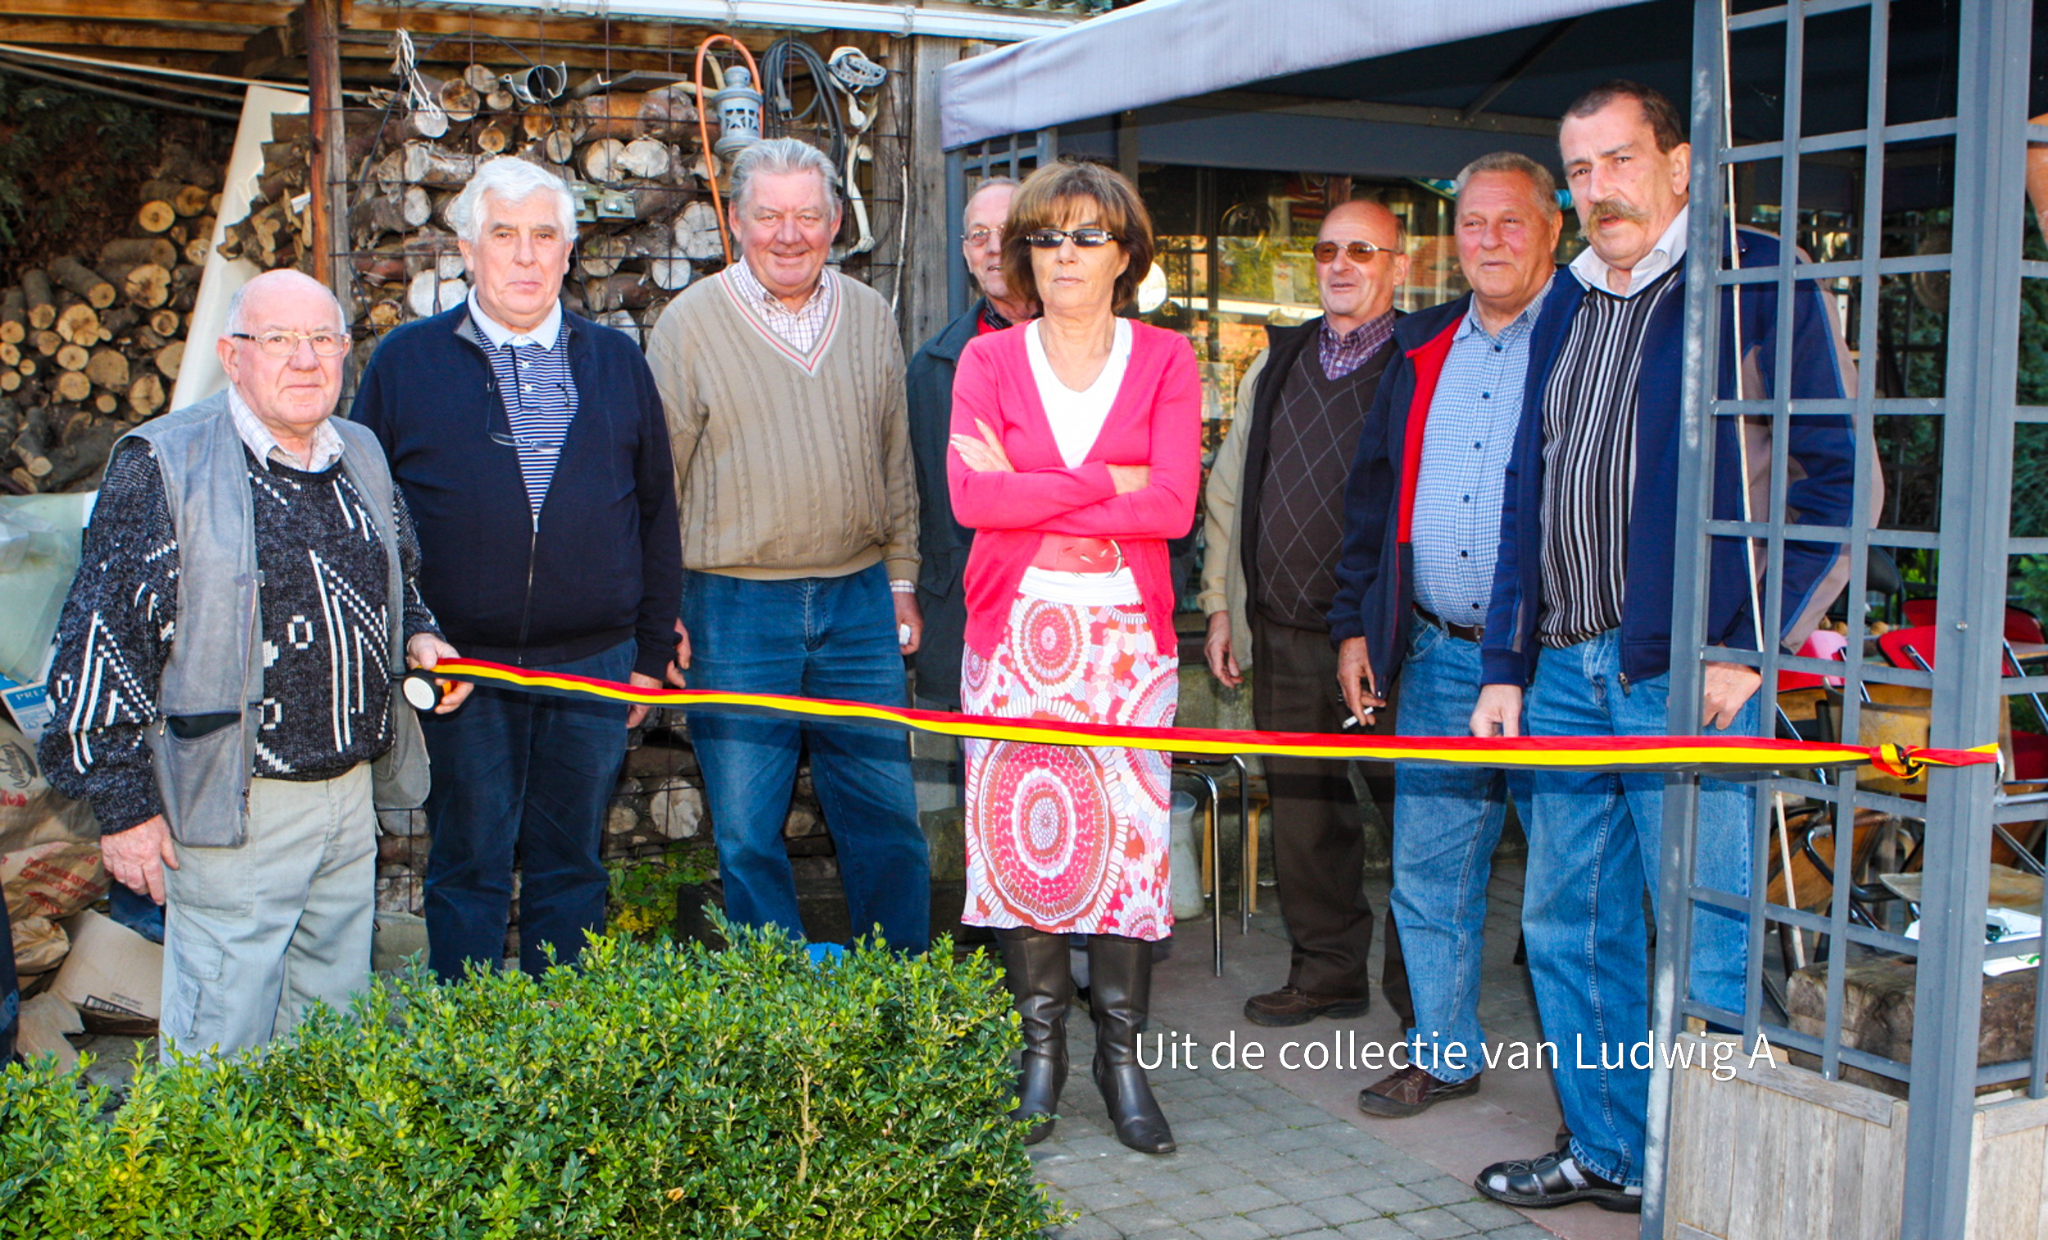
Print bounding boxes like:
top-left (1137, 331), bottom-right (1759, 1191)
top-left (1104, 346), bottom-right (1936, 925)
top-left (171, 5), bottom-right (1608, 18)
top-left (427, 658), bottom-right (1995, 778)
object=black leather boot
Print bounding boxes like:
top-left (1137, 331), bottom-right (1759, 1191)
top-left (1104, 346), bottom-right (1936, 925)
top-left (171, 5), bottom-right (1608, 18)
top-left (1087, 934), bottom-right (1175, 1154)
top-left (995, 927), bottom-right (1070, 1145)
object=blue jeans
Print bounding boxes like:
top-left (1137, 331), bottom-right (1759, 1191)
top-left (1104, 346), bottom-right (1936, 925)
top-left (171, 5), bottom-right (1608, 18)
top-left (681, 565), bottom-right (930, 953)
top-left (1521, 630), bottom-right (1757, 1186)
top-left (422, 638), bottom-right (632, 980)
top-left (1390, 622), bottom-right (1528, 1085)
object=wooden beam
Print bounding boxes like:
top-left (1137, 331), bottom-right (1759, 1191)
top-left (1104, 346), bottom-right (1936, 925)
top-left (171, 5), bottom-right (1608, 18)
top-left (6, 1), bottom-right (292, 24)
top-left (347, 6), bottom-right (771, 54)
top-left (305, 0), bottom-right (354, 319)
top-left (0, 20), bottom-right (252, 52)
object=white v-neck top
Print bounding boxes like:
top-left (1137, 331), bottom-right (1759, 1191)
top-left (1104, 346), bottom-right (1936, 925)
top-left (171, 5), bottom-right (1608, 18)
top-left (1027, 317), bottom-right (1133, 467)
top-left (1018, 317), bottom-right (1140, 607)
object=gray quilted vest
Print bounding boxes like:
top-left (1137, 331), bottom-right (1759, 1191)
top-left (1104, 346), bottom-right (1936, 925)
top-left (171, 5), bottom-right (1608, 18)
top-left (123, 391), bottom-right (429, 847)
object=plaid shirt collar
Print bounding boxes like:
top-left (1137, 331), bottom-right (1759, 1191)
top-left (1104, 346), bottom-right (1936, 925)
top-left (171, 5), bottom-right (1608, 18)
top-left (1318, 310), bottom-right (1396, 380)
top-left (725, 253), bottom-right (836, 348)
top-left (227, 384), bottom-right (343, 472)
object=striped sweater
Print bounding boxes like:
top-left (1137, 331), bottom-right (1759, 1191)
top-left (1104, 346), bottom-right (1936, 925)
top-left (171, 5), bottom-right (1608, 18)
top-left (645, 269), bottom-right (918, 581)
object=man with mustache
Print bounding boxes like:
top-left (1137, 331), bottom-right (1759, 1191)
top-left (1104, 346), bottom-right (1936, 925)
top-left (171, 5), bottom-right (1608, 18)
top-left (1468, 81), bottom-right (1855, 1212)
top-left (905, 178), bottom-right (1037, 711)
top-left (1199, 198), bottom-right (1414, 1030)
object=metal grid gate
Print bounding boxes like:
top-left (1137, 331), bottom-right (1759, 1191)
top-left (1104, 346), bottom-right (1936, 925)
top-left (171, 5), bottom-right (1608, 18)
top-left (1647, 1), bottom-right (2038, 1236)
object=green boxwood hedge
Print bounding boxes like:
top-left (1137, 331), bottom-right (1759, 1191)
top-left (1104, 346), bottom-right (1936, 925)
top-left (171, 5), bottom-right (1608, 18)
top-left (0, 928), bottom-right (1061, 1239)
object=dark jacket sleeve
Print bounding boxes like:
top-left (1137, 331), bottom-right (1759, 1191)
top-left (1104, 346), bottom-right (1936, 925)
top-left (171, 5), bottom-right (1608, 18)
top-left (1480, 351), bottom-right (1549, 689)
top-left (629, 347), bottom-right (682, 679)
top-left (37, 443), bottom-right (176, 835)
top-left (1328, 350), bottom-right (1405, 648)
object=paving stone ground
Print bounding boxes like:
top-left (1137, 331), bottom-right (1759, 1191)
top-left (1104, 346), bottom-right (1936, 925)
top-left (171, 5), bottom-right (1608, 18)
top-left (1030, 1021), bottom-right (1556, 1240)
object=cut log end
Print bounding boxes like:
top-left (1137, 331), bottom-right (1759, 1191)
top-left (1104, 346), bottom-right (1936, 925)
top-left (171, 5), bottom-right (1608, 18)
top-left (138, 201), bottom-right (177, 233)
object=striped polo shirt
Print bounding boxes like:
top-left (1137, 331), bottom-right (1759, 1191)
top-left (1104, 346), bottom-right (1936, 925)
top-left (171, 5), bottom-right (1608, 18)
top-left (469, 291), bottom-right (578, 519)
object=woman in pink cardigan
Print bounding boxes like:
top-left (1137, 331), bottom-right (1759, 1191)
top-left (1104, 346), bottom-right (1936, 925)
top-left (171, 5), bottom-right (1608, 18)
top-left (948, 161), bottom-right (1200, 1155)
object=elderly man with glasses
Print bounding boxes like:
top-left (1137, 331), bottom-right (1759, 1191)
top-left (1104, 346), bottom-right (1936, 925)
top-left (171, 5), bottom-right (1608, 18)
top-left (41, 268), bottom-right (468, 1058)
top-left (904, 177), bottom-right (1037, 713)
top-left (353, 157), bottom-right (681, 981)
top-left (1198, 198), bottom-right (1416, 1031)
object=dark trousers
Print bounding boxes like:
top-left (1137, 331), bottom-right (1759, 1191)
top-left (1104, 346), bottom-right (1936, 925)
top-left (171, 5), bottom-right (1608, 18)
top-left (422, 638), bottom-right (633, 979)
top-left (1252, 616), bottom-right (1408, 1014)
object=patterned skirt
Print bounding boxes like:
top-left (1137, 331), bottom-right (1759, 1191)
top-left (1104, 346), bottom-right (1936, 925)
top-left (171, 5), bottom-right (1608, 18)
top-left (960, 593), bottom-right (1179, 941)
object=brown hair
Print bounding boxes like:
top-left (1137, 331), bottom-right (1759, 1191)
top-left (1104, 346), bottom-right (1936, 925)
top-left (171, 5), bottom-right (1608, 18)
top-left (1564, 79), bottom-right (1687, 153)
top-left (1000, 159), bottom-right (1155, 311)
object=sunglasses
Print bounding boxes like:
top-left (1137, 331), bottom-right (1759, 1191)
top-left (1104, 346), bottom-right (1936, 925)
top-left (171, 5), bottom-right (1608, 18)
top-left (1025, 227), bottom-right (1120, 249)
top-left (1312, 240), bottom-right (1396, 263)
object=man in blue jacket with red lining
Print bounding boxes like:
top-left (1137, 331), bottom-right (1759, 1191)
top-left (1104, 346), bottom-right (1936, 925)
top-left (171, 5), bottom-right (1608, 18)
top-left (1329, 151), bottom-right (1564, 1121)
top-left (1467, 82), bottom-right (1856, 1213)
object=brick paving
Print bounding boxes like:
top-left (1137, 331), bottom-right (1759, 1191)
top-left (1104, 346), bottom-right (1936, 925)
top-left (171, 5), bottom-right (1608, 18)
top-left (1031, 1020), bottom-right (1556, 1240)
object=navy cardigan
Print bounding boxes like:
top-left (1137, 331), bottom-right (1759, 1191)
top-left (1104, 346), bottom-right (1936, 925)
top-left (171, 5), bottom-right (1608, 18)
top-left (1481, 230), bottom-right (1856, 688)
top-left (351, 304), bottom-right (681, 679)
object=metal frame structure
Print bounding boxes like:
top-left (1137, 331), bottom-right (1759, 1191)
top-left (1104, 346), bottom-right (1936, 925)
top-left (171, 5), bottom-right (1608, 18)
top-left (1648, 2), bottom-right (2034, 1236)
top-left (943, 128), bottom-right (1059, 317)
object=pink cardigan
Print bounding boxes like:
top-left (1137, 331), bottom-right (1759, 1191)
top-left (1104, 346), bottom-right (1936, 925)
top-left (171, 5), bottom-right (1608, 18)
top-left (948, 320), bottom-right (1202, 657)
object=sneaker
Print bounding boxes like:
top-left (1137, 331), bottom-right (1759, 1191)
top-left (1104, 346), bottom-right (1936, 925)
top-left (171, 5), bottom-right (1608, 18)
top-left (1474, 1148), bottom-right (1643, 1213)
top-left (1355, 1065), bottom-right (1480, 1118)
top-left (1242, 985), bottom-right (1370, 1027)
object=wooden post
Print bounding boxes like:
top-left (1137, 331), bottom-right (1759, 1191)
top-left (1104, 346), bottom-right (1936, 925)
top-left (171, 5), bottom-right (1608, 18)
top-left (900, 35), bottom-right (963, 351)
top-left (303, 0), bottom-right (355, 322)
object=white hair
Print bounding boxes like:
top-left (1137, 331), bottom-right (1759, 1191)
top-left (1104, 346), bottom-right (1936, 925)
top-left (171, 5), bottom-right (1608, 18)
top-left (446, 157), bottom-right (578, 246)
top-left (728, 137), bottom-right (841, 217)
top-left (224, 269), bottom-right (345, 334)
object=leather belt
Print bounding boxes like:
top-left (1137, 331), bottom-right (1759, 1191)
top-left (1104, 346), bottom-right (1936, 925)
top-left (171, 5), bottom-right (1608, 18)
top-left (1032, 535), bottom-right (1125, 574)
top-left (1413, 602), bottom-right (1484, 643)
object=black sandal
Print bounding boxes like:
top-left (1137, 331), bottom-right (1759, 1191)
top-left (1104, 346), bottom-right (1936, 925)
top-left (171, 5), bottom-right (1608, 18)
top-left (1475, 1148), bottom-right (1643, 1213)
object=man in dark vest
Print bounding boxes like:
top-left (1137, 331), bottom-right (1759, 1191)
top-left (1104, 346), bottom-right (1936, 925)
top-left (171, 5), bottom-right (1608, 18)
top-left (1198, 198), bottom-right (1413, 1028)
top-left (40, 269), bottom-right (467, 1059)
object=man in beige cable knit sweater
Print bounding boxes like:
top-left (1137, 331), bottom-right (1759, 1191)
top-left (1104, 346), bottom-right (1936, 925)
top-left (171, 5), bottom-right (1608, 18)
top-left (645, 137), bottom-right (930, 953)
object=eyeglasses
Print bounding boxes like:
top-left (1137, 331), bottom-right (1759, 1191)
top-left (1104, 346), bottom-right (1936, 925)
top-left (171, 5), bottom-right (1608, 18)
top-left (965, 226), bottom-right (1003, 247)
top-left (231, 330), bottom-right (351, 358)
top-left (1025, 227), bottom-right (1119, 249)
top-left (1312, 240), bottom-right (1396, 264)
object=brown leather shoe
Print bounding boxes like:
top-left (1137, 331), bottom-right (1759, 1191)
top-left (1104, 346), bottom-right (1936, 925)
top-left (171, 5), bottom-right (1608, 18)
top-left (1356, 1065), bottom-right (1481, 1118)
top-left (1242, 985), bottom-right (1370, 1027)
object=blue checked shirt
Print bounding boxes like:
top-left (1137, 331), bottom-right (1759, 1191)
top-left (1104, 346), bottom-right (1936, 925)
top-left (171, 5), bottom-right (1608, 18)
top-left (1408, 279), bottom-right (1552, 624)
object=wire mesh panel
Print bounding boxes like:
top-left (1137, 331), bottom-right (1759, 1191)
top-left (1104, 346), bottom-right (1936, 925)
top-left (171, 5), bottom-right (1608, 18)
top-left (945, 128), bottom-right (1058, 317)
top-left (1649, 2), bottom-right (2039, 1236)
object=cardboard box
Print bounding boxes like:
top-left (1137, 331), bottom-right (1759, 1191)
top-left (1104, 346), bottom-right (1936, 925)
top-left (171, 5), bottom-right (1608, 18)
top-left (51, 908), bottom-right (161, 1032)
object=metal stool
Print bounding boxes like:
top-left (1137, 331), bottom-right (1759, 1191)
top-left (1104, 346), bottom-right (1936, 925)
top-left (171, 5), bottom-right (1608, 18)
top-left (1172, 753), bottom-right (1253, 976)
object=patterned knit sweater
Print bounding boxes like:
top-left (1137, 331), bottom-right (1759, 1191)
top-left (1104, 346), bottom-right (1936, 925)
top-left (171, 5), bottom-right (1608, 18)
top-left (644, 269), bottom-right (918, 581)
top-left (38, 442), bottom-right (438, 835)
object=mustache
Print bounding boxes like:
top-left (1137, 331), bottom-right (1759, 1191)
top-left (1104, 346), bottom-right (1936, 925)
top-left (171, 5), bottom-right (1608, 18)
top-left (1578, 196), bottom-right (1650, 236)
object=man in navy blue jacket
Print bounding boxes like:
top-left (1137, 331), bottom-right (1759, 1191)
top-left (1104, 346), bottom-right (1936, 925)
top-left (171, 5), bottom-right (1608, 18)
top-left (354, 159), bottom-right (681, 980)
top-left (1329, 152), bottom-right (1562, 1121)
top-left (1467, 82), bottom-right (1855, 1212)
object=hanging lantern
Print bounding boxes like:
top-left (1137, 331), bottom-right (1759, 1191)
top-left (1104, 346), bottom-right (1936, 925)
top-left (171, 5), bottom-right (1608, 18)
top-left (711, 65), bottom-right (764, 161)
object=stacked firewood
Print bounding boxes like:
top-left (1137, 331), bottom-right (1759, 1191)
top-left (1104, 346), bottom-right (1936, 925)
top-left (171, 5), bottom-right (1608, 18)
top-left (226, 65), bottom-right (731, 349)
top-left (1, 147), bottom-right (217, 494)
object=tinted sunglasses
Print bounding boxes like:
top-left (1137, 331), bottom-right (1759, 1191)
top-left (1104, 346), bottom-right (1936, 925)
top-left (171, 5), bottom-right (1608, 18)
top-left (1025, 227), bottom-right (1120, 249)
top-left (1312, 239), bottom-right (1395, 263)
